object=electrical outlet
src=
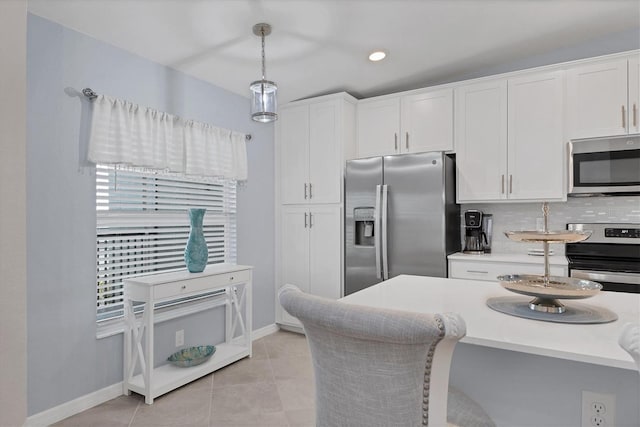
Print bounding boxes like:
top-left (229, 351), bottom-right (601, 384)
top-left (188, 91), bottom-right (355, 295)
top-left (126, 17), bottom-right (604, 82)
top-left (582, 391), bottom-right (615, 427)
top-left (592, 402), bottom-right (606, 415)
top-left (175, 329), bottom-right (184, 347)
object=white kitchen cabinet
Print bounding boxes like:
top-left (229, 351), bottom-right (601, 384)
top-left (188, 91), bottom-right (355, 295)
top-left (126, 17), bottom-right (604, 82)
top-left (276, 93), bottom-right (354, 329)
top-left (356, 97), bottom-right (401, 158)
top-left (279, 105), bottom-right (309, 205)
top-left (278, 93), bottom-right (356, 205)
top-left (630, 56), bottom-right (639, 135)
top-left (507, 71), bottom-right (564, 201)
top-left (566, 57), bottom-right (639, 138)
top-left (455, 79), bottom-right (508, 201)
top-left (448, 257), bottom-right (567, 282)
top-left (401, 88), bottom-right (454, 153)
top-left (357, 88), bottom-right (454, 158)
top-left (279, 205), bottom-right (341, 327)
top-left (456, 71), bottom-right (564, 202)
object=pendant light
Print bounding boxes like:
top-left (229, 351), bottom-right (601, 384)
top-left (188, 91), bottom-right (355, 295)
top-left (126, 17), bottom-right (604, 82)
top-left (250, 23), bottom-right (277, 123)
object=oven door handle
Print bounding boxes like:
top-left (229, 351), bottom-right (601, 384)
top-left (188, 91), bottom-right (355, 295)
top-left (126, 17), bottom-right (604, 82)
top-left (571, 269), bottom-right (640, 285)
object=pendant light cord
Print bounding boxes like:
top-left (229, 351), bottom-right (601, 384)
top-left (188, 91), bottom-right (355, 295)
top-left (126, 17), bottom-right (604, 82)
top-left (261, 27), bottom-right (266, 80)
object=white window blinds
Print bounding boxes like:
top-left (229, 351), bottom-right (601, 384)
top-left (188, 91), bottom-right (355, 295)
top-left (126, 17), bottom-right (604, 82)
top-left (96, 165), bottom-right (237, 322)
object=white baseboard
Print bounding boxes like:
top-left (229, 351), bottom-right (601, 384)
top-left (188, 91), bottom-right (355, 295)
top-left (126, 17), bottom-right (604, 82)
top-left (252, 323), bottom-right (279, 340)
top-left (25, 325), bottom-right (280, 426)
top-left (24, 382), bottom-right (123, 427)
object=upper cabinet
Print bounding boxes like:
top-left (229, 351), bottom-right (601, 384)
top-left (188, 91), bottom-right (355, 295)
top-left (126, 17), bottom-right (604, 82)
top-left (455, 80), bottom-right (508, 201)
top-left (278, 94), bottom-right (356, 205)
top-left (456, 71), bottom-right (564, 202)
top-left (357, 88), bottom-right (454, 158)
top-left (507, 71), bottom-right (564, 201)
top-left (401, 89), bottom-right (455, 153)
top-left (629, 56), bottom-right (639, 134)
top-left (567, 56), bottom-right (640, 138)
top-left (356, 97), bottom-right (400, 158)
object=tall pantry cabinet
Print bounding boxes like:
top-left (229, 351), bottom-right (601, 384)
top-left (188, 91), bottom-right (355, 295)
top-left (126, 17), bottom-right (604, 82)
top-left (275, 93), bottom-right (357, 328)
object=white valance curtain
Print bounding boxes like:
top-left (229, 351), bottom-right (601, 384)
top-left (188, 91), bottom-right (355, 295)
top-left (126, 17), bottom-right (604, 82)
top-left (87, 95), bottom-right (248, 181)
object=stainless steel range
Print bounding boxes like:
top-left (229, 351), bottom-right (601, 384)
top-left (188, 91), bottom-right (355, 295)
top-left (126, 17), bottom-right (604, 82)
top-left (566, 223), bottom-right (640, 293)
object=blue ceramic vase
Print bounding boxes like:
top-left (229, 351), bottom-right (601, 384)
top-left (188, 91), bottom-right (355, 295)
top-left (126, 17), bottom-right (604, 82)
top-left (184, 208), bottom-right (208, 273)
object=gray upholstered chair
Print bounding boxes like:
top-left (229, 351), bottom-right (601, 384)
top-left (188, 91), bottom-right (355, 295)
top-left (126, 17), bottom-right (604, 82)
top-left (278, 284), bottom-right (495, 427)
top-left (619, 322), bottom-right (640, 371)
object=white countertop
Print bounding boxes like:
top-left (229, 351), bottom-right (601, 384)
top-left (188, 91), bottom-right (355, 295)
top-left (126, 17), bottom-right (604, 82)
top-left (341, 275), bottom-right (638, 370)
top-left (448, 251), bottom-right (568, 265)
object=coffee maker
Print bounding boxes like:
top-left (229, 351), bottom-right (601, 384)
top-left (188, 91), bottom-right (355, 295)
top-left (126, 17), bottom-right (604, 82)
top-left (463, 210), bottom-right (493, 254)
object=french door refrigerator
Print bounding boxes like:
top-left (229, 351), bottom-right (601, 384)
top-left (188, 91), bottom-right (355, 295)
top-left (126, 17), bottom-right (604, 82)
top-left (344, 152), bottom-right (460, 295)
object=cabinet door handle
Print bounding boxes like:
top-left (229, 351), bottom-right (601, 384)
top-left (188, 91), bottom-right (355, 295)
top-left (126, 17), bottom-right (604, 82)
top-left (509, 175), bottom-right (513, 194)
top-left (394, 133), bottom-right (398, 151)
top-left (309, 183), bottom-right (313, 199)
top-left (304, 183), bottom-right (308, 199)
top-left (634, 103), bottom-right (637, 128)
top-left (622, 105), bottom-right (626, 129)
top-left (309, 212), bottom-right (313, 228)
top-left (304, 212), bottom-right (308, 228)
top-left (501, 175), bottom-right (505, 194)
top-left (467, 270), bottom-right (489, 274)
top-left (405, 132), bottom-right (409, 150)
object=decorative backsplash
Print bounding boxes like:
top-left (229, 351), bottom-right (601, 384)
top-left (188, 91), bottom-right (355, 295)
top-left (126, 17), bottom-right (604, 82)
top-left (461, 196), bottom-right (640, 255)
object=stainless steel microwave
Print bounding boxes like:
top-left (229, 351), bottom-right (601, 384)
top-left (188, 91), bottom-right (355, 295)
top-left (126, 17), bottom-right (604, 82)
top-left (568, 135), bottom-right (640, 196)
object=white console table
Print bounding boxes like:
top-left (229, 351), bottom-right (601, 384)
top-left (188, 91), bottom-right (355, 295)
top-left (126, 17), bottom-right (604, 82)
top-left (123, 264), bottom-right (252, 404)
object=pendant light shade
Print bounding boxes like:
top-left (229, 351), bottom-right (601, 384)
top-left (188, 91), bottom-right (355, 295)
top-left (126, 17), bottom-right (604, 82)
top-left (250, 23), bottom-right (277, 123)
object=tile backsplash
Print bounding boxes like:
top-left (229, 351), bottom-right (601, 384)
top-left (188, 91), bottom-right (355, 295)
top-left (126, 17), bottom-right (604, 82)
top-left (461, 196), bottom-right (640, 255)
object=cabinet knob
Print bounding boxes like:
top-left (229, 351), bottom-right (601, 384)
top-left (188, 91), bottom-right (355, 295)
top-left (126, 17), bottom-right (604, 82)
top-left (181, 285), bottom-right (187, 290)
top-left (394, 133), bottom-right (398, 151)
top-left (405, 132), bottom-right (409, 150)
top-left (230, 276), bottom-right (234, 281)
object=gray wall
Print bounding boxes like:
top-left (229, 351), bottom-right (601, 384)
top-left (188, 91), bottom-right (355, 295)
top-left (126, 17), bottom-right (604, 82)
top-left (26, 14), bottom-right (274, 415)
top-left (0, 1), bottom-right (28, 425)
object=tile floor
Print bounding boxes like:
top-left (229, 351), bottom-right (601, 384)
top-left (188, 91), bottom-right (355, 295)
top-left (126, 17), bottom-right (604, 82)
top-left (53, 330), bottom-right (315, 427)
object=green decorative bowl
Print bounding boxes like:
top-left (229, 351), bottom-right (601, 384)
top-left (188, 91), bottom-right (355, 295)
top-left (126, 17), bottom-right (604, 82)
top-left (167, 345), bottom-right (216, 368)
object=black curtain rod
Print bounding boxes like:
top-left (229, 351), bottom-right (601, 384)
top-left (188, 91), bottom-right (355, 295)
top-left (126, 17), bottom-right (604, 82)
top-left (82, 87), bottom-right (252, 141)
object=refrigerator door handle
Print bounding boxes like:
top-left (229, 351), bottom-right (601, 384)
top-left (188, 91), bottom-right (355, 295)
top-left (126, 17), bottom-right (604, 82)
top-left (381, 184), bottom-right (389, 280)
top-left (374, 184), bottom-right (382, 279)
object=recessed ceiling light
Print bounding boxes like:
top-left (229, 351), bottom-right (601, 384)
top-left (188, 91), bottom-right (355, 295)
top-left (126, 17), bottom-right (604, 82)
top-left (368, 51), bottom-right (386, 62)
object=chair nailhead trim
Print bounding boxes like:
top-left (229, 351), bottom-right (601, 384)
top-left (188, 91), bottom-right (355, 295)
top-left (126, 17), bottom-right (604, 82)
top-left (422, 316), bottom-right (447, 426)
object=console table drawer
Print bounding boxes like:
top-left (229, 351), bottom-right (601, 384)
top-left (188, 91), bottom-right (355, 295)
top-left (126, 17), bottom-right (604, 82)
top-left (153, 269), bottom-right (251, 300)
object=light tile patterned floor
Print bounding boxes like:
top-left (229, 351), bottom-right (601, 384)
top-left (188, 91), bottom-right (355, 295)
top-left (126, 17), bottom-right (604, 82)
top-left (53, 331), bottom-right (315, 427)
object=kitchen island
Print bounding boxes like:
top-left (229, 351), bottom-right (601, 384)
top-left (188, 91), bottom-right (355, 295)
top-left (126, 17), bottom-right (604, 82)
top-left (341, 275), bottom-right (640, 426)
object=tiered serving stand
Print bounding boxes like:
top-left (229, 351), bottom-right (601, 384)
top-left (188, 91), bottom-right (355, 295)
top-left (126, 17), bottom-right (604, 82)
top-left (486, 203), bottom-right (618, 324)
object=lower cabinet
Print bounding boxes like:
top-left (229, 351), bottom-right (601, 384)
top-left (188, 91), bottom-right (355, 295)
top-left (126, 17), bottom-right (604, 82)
top-left (448, 257), bottom-right (567, 282)
top-left (278, 205), bottom-right (342, 327)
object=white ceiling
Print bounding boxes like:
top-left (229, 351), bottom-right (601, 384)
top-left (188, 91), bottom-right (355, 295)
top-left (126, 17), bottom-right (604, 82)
top-left (28, 0), bottom-right (640, 104)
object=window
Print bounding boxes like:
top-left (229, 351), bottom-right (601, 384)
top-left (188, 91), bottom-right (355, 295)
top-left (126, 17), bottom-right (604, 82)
top-left (95, 165), bottom-right (237, 323)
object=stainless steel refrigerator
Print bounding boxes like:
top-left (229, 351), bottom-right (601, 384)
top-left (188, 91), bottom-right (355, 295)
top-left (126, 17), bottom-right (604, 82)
top-left (344, 152), bottom-right (460, 295)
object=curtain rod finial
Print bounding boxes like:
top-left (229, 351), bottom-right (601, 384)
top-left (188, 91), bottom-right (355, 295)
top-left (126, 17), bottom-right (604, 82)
top-left (82, 88), bottom-right (97, 100)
